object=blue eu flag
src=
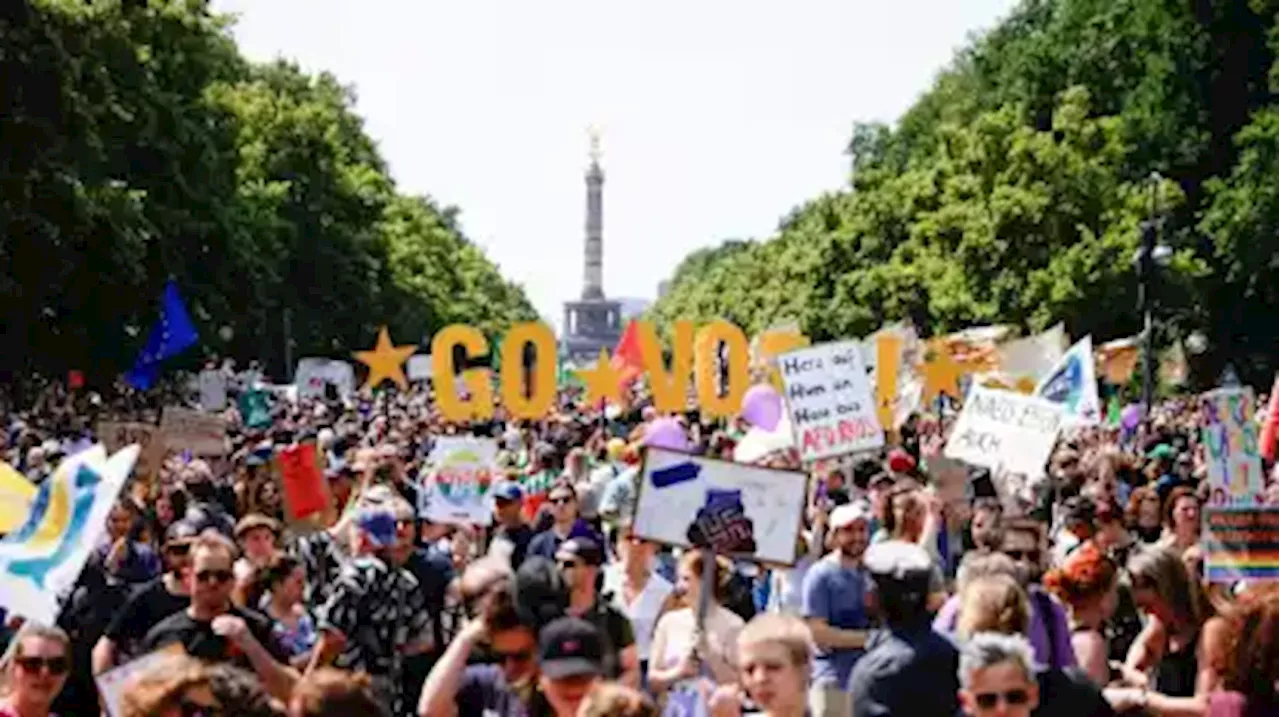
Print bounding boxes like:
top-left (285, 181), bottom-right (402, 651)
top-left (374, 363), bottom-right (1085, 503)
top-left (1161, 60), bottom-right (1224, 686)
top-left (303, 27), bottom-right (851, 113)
top-left (125, 280), bottom-right (199, 390)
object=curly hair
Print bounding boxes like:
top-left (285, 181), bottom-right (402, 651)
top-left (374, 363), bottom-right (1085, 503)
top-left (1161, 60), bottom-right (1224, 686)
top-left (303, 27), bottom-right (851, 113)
top-left (1043, 540), bottom-right (1117, 609)
top-left (957, 574), bottom-right (1030, 640)
top-left (1221, 583), bottom-right (1279, 709)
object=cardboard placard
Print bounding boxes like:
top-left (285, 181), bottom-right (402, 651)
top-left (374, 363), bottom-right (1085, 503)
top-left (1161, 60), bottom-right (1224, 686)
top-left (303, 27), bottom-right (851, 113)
top-left (160, 407), bottom-right (227, 456)
top-left (943, 386), bottom-right (1063, 478)
top-left (198, 369), bottom-right (227, 412)
top-left (97, 422), bottom-right (164, 480)
top-left (778, 340), bottom-right (885, 461)
top-left (420, 437), bottom-right (497, 526)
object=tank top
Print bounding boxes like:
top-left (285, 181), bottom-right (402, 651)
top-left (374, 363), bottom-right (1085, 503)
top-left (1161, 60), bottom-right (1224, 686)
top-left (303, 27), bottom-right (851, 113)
top-left (1155, 627), bottom-right (1200, 698)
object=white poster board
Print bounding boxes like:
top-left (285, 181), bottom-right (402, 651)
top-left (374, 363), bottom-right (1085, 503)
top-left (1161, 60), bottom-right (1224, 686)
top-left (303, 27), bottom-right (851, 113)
top-left (419, 437), bottom-right (497, 526)
top-left (407, 354), bottom-right (433, 382)
top-left (294, 358), bottom-right (356, 399)
top-left (1200, 387), bottom-right (1265, 507)
top-left (197, 369), bottom-right (227, 412)
top-left (633, 449), bottom-right (808, 566)
top-left (778, 340), bottom-right (884, 461)
top-left (944, 386), bottom-right (1063, 478)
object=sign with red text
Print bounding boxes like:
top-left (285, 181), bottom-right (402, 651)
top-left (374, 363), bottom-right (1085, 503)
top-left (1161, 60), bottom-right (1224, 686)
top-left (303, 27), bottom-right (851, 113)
top-left (421, 437), bottom-right (497, 526)
top-left (1199, 387), bottom-right (1265, 507)
top-left (778, 340), bottom-right (884, 461)
top-left (944, 386), bottom-right (1063, 478)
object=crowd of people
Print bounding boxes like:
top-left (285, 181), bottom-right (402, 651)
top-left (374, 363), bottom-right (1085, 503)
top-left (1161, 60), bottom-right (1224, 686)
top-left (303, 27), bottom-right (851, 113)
top-left (0, 369), bottom-right (1275, 717)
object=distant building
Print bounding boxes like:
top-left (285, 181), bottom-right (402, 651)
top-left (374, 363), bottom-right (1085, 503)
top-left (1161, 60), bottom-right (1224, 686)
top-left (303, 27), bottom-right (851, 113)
top-left (561, 130), bottom-right (624, 360)
top-left (616, 298), bottom-right (651, 322)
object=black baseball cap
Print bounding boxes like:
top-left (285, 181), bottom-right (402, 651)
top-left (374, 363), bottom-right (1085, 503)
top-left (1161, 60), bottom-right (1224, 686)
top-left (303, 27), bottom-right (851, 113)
top-left (538, 617), bottom-right (604, 679)
top-left (555, 537), bottom-right (603, 567)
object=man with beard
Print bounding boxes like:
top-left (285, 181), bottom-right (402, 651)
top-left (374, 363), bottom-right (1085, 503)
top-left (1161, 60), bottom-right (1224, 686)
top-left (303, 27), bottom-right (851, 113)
top-left (803, 502), bottom-right (874, 717)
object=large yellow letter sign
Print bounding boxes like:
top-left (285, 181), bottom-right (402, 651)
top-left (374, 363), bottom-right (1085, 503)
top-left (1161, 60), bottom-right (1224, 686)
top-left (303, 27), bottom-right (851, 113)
top-left (636, 320), bottom-right (694, 414)
top-left (500, 322), bottom-right (557, 419)
top-left (431, 325), bottom-right (494, 422)
top-left (695, 320), bottom-right (749, 418)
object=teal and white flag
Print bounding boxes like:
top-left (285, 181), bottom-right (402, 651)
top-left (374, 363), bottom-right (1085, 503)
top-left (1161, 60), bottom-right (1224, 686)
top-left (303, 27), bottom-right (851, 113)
top-left (1035, 336), bottom-right (1101, 425)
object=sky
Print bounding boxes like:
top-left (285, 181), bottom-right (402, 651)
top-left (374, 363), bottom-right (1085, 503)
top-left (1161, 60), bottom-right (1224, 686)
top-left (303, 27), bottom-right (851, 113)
top-left (213, 0), bottom-right (1018, 328)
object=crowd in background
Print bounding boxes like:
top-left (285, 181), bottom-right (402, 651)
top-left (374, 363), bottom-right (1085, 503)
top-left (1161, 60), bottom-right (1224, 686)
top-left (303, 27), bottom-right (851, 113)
top-left (0, 369), bottom-right (1274, 717)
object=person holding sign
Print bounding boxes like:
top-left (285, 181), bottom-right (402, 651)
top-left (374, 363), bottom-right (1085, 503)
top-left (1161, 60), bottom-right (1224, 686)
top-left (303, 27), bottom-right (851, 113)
top-left (648, 550), bottom-right (743, 704)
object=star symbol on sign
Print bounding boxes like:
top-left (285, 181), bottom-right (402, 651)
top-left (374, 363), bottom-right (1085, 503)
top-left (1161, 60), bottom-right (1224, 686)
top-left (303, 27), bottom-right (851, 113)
top-left (353, 326), bottom-right (416, 391)
top-left (577, 348), bottom-right (626, 407)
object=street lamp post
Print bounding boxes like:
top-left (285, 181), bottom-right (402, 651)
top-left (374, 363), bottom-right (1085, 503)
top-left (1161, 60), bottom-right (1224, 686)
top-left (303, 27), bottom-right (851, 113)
top-left (1136, 173), bottom-right (1171, 416)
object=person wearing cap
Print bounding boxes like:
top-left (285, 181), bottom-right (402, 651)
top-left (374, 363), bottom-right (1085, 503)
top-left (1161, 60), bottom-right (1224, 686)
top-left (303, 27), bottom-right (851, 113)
top-left (488, 480), bottom-right (534, 569)
top-left (234, 513), bottom-right (282, 583)
top-left (848, 540), bottom-right (960, 717)
top-left (308, 501), bottom-right (433, 717)
top-left (801, 501), bottom-right (873, 717)
top-left (92, 519), bottom-right (198, 675)
top-left (536, 617), bottom-right (607, 716)
top-left (555, 537), bottom-right (639, 688)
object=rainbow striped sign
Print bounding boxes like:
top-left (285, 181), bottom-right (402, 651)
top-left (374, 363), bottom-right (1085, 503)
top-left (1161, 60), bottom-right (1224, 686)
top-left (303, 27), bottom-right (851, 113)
top-left (1203, 508), bottom-right (1279, 583)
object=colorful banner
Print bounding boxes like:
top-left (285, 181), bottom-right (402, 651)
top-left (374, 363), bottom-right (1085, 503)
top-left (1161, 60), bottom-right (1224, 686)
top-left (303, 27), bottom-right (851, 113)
top-left (0, 445), bottom-right (139, 623)
top-left (1035, 336), bottom-right (1101, 425)
top-left (1203, 508), bottom-right (1279, 583)
top-left (944, 386), bottom-right (1064, 478)
top-left (1200, 387), bottom-right (1265, 507)
top-left (777, 340), bottom-right (884, 461)
top-left (421, 437), bottom-right (497, 526)
top-left (0, 462), bottom-right (36, 534)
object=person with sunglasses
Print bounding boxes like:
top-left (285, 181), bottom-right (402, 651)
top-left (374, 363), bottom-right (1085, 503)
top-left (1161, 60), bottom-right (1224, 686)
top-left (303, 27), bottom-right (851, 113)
top-left (555, 537), bottom-right (639, 689)
top-left (958, 633), bottom-right (1041, 717)
top-left (526, 480), bottom-right (602, 564)
top-left (140, 533), bottom-right (298, 702)
top-left (0, 625), bottom-right (71, 717)
top-left (92, 519), bottom-right (199, 675)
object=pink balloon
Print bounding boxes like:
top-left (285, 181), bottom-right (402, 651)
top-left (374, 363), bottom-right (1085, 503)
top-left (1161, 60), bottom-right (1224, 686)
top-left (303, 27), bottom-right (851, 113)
top-left (741, 384), bottom-right (783, 431)
top-left (644, 417), bottom-right (689, 452)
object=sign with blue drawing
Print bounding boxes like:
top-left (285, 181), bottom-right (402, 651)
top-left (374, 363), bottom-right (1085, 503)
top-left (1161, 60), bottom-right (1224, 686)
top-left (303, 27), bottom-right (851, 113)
top-left (633, 448), bottom-right (808, 565)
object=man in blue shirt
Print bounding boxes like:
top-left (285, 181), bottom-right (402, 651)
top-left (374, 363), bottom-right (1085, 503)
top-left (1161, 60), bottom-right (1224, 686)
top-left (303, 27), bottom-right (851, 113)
top-left (802, 501), bottom-right (873, 717)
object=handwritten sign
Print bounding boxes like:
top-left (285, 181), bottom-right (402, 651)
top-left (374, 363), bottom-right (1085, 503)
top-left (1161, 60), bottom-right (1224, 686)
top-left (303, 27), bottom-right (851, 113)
top-left (97, 422), bottom-right (163, 480)
top-left (1200, 387), bottom-right (1265, 507)
top-left (197, 369), bottom-right (227, 412)
top-left (420, 437), bottom-right (497, 526)
top-left (778, 340), bottom-right (884, 461)
top-left (633, 449), bottom-right (807, 566)
top-left (1203, 508), bottom-right (1278, 583)
top-left (160, 407), bottom-right (227, 456)
top-left (943, 386), bottom-right (1063, 478)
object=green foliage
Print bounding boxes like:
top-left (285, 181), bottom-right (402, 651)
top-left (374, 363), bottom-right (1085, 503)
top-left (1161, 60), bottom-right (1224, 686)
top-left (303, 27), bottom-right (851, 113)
top-left (651, 0), bottom-right (1277, 387)
top-left (0, 0), bottom-right (533, 380)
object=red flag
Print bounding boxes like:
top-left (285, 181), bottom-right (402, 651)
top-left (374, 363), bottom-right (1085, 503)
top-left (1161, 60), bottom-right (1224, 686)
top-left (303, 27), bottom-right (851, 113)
top-left (1262, 376), bottom-right (1279, 463)
top-left (277, 444), bottom-right (330, 521)
top-left (611, 320), bottom-right (645, 385)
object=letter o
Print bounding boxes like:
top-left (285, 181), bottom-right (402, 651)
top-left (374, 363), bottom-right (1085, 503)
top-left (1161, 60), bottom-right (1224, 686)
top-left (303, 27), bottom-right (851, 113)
top-left (500, 322), bottom-right (557, 419)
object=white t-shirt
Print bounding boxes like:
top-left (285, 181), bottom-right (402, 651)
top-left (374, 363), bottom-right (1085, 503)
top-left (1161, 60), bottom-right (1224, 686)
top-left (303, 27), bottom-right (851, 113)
top-left (602, 563), bottom-right (674, 661)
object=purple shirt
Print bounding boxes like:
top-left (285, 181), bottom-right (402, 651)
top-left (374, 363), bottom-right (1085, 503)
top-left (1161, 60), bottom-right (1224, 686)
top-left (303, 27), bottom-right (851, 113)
top-left (932, 585), bottom-right (1076, 669)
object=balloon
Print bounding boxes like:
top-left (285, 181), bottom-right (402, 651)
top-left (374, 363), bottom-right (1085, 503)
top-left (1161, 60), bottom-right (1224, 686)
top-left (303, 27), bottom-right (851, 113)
top-left (1121, 403), bottom-right (1142, 430)
top-left (644, 417), bottom-right (689, 452)
top-left (741, 384), bottom-right (783, 431)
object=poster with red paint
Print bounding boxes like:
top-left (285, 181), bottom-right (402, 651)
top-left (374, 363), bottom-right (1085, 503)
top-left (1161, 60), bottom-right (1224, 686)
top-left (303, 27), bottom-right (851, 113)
top-left (777, 340), bottom-right (885, 461)
top-left (276, 444), bottom-right (330, 523)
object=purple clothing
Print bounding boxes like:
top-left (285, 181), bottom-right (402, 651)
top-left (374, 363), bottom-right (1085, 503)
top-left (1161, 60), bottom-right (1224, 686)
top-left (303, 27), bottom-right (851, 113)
top-left (932, 585), bottom-right (1076, 669)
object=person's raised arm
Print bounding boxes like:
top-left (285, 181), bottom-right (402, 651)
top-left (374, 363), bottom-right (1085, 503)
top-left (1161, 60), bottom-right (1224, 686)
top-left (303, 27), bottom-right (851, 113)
top-left (212, 615), bottom-right (298, 702)
top-left (418, 620), bottom-right (485, 717)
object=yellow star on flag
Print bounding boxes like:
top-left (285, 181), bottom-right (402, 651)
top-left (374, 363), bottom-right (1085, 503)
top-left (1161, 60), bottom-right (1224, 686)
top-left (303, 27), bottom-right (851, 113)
top-left (576, 348), bottom-right (626, 407)
top-left (353, 326), bottom-right (416, 391)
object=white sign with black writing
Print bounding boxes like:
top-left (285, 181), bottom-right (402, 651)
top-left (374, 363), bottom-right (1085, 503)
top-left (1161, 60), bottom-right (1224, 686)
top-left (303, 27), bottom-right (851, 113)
top-left (778, 340), bottom-right (884, 461)
top-left (944, 386), bottom-right (1063, 477)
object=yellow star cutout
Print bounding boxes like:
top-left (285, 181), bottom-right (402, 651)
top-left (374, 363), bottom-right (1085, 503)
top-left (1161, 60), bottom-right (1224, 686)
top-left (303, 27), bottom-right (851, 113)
top-left (576, 348), bottom-right (626, 407)
top-left (353, 326), bottom-right (416, 391)
top-left (918, 339), bottom-right (969, 403)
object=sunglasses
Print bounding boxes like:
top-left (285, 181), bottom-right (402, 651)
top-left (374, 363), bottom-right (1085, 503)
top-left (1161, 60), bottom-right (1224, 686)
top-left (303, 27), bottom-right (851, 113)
top-left (492, 648), bottom-right (534, 665)
top-left (973, 688), bottom-right (1031, 709)
top-left (558, 559), bottom-right (583, 570)
top-left (548, 497), bottom-right (574, 506)
top-left (1004, 549), bottom-right (1040, 563)
top-left (15, 656), bottom-right (69, 675)
top-left (165, 542), bottom-right (192, 556)
top-left (195, 569), bottom-right (234, 585)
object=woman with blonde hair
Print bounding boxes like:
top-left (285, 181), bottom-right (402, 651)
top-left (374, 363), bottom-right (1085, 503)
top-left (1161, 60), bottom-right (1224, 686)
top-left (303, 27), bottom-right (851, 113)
top-left (121, 654), bottom-right (280, 717)
top-left (0, 625), bottom-right (71, 717)
top-left (956, 574), bottom-right (1031, 640)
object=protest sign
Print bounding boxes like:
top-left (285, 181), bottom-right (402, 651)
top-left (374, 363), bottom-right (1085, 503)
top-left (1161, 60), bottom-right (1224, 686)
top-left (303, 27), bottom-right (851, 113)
top-left (421, 437), bottom-right (497, 526)
top-left (633, 448), bottom-right (807, 566)
top-left (276, 444), bottom-right (330, 524)
top-left (1035, 336), bottom-right (1101, 425)
top-left (238, 389), bottom-right (273, 430)
top-left (97, 421), bottom-right (164, 480)
top-left (198, 369), bottom-right (227, 412)
top-left (1200, 387), bottom-right (1265, 507)
top-left (160, 407), bottom-right (227, 456)
top-left (0, 445), bottom-right (139, 624)
top-left (1203, 508), bottom-right (1279, 583)
top-left (295, 358), bottom-right (356, 399)
top-left (407, 354), bottom-right (434, 382)
top-left (778, 340), bottom-right (884, 461)
top-left (944, 386), bottom-right (1064, 478)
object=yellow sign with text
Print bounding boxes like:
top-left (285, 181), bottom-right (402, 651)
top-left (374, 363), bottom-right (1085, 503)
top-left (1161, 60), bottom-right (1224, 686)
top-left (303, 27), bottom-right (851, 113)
top-left (422, 320), bottom-right (803, 422)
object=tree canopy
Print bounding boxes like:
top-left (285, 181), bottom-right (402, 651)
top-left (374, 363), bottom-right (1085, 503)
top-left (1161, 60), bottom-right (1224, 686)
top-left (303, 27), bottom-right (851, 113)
top-left (651, 0), bottom-right (1278, 388)
top-left (0, 0), bottom-right (536, 382)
